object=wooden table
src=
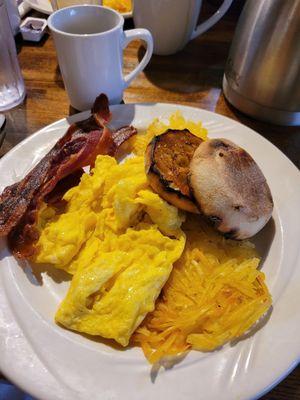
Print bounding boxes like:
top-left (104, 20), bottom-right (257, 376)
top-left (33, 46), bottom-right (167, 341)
top-left (0, 2), bottom-right (299, 399)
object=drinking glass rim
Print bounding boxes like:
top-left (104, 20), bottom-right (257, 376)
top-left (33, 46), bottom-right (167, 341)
top-left (48, 5), bottom-right (124, 38)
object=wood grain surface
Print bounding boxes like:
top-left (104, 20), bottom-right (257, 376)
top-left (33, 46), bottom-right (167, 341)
top-left (0, 1), bottom-right (299, 399)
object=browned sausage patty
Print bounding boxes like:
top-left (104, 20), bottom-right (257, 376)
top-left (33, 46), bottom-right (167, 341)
top-left (145, 129), bottom-right (202, 213)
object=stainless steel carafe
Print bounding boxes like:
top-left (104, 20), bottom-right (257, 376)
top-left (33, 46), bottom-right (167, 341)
top-left (223, 0), bottom-right (300, 126)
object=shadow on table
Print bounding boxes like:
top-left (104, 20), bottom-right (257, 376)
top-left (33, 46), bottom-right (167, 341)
top-left (137, 35), bottom-right (230, 94)
top-left (15, 32), bottom-right (49, 54)
top-left (54, 65), bottom-right (65, 90)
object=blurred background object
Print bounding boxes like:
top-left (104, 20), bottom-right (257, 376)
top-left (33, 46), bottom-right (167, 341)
top-left (133, 0), bottom-right (233, 55)
top-left (223, 0), bottom-right (300, 126)
top-left (5, 0), bottom-right (20, 35)
top-left (104, 0), bottom-right (131, 13)
top-left (50, 0), bottom-right (132, 12)
top-left (0, 0), bottom-right (26, 111)
top-left (20, 16), bottom-right (47, 41)
top-left (50, 0), bottom-right (100, 11)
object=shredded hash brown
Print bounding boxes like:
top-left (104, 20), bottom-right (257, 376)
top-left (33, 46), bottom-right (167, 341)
top-left (133, 216), bottom-right (271, 363)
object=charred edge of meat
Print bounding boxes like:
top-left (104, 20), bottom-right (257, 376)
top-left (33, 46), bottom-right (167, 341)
top-left (152, 130), bottom-right (201, 196)
top-left (223, 229), bottom-right (239, 240)
top-left (149, 163), bottom-right (192, 200)
top-left (148, 129), bottom-right (201, 199)
top-left (207, 215), bottom-right (238, 239)
top-left (207, 215), bottom-right (222, 227)
top-left (210, 139), bottom-right (230, 149)
top-left (147, 134), bottom-right (188, 199)
top-left (145, 130), bottom-right (201, 213)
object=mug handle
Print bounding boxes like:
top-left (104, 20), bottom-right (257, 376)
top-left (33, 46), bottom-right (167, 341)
top-left (122, 28), bottom-right (153, 88)
top-left (191, 0), bottom-right (233, 40)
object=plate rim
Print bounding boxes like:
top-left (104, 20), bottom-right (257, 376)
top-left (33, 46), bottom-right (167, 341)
top-left (0, 102), bottom-right (299, 400)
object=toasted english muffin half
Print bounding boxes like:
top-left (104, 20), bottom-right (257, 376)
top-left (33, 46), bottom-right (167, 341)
top-left (145, 129), bottom-right (202, 213)
top-left (189, 138), bottom-right (273, 239)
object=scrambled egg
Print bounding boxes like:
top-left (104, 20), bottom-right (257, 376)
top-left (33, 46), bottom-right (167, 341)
top-left (34, 211), bottom-right (96, 266)
top-left (34, 155), bottom-right (185, 346)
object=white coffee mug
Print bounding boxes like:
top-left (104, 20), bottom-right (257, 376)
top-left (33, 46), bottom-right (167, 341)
top-left (48, 5), bottom-right (153, 110)
top-left (133, 0), bottom-right (233, 56)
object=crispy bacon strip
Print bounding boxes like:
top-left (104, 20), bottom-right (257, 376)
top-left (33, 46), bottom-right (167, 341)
top-left (44, 169), bottom-right (84, 206)
top-left (0, 94), bottom-right (136, 257)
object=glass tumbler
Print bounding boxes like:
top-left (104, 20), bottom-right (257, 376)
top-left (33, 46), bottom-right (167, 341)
top-left (0, 0), bottom-right (25, 111)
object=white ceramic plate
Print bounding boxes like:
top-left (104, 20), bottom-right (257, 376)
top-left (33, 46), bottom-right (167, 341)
top-left (24, 0), bottom-right (132, 17)
top-left (0, 103), bottom-right (299, 400)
